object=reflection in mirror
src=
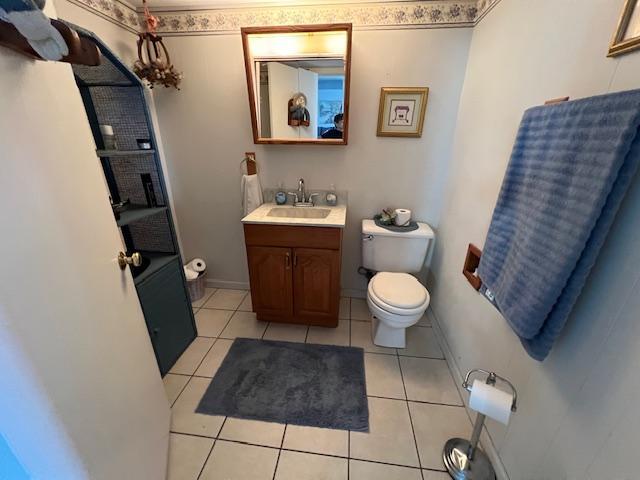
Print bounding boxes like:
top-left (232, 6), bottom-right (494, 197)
top-left (242, 25), bottom-right (352, 145)
top-left (257, 59), bottom-right (345, 140)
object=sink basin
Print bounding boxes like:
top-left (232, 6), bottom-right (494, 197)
top-left (242, 202), bottom-right (346, 227)
top-left (267, 207), bottom-right (331, 219)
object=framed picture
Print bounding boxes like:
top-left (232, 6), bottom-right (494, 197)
top-left (608, 0), bottom-right (640, 57)
top-left (377, 87), bottom-right (429, 137)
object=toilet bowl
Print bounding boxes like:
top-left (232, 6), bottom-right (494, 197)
top-left (366, 271), bottom-right (430, 348)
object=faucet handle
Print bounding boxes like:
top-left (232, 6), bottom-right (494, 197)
top-left (308, 193), bottom-right (320, 205)
top-left (287, 192), bottom-right (299, 204)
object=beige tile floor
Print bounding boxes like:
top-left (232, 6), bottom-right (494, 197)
top-left (164, 289), bottom-right (471, 480)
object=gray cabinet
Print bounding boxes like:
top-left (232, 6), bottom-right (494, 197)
top-left (137, 258), bottom-right (195, 375)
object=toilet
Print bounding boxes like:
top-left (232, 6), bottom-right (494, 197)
top-left (361, 219), bottom-right (435, 348)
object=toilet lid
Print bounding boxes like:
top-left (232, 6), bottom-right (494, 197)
top-left (369, 272), bottom-right (428, 310)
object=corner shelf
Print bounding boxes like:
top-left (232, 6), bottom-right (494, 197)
top-left (97, 149), bottom-right (156, 158)
top-left (116, 205), bottom-right (167, 227)
top-left (133, 252), bottom-right (179, 285)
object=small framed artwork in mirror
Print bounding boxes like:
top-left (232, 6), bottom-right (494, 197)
top-left (608, 0), bottom-right (640, 57)
top-left (241, 23), bottom-right (352, 145)
top-left (376, 87), bottom-right (429, 138)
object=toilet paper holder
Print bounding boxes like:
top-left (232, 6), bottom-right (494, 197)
top-left (462, 369), bottom-right (517, 412)
top-left (443, 369), bottom-right (518, 480)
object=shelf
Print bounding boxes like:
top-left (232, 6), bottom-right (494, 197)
top-left (97, 149), bottom-right (155, 158)
top-left (116, 205), bottom-right (167, 227)
top-left (78, 82), bottom-right (138, 88)
top-left (133, 252), bottom-right (179, 285)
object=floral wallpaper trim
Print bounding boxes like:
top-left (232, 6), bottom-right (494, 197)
top-left (151, 2), bottom-right (478, 34)
top-left (475, 0), bottom-right (501, 23)
top-left (67, 0), bottom-right (502, 35)
top-left (66, 0), bottom-right (141, 33)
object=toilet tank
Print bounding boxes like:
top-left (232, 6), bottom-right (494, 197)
top-left (361, 219), bottom-right (435, 273)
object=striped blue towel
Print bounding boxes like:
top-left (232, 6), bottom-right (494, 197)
top-left (478, 89), bottom-right (640, 361)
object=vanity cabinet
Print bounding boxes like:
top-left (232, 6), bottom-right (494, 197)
top-left (244, 224), bottom-right (342, 327)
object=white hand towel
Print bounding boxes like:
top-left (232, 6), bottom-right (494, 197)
top-left (241, 174), bottom-right (264, 216)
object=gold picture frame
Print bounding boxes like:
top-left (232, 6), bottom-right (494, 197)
top-left (608, 0), bottom-right (640, 57)
top-left (376, 87), bottom-right (429, 138)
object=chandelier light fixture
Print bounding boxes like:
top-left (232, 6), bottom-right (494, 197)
top-left (133, 0), bottom-right (182, 89)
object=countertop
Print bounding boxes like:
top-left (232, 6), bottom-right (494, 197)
top-left (241, 203), bottom-right (347, 228)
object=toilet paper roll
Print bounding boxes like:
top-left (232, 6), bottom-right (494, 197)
top-left (469, 379), bottom-right (513, 425)
top-left (187, 258), bottom-right (206, 273)
top-left (184, 266), bottom-right (198, 281)
top-left (99, 124), bottom-right (113, 135)
top-left (394, 208), bottom-right (412, 226)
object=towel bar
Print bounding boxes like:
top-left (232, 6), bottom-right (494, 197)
top-left (463, 243), bottom-right (483, 290)
top-left (544, 96), bottom-right (570, 105)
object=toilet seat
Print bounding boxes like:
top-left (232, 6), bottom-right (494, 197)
top-left (366, 272), bottom-right (431, 348)
top-left (368, 272), bottom-right (430, 316)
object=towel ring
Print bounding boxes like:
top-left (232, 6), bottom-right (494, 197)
top-left (241, 152), bottom-right (257, 175)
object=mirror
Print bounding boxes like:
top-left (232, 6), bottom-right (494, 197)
top-left (241, 24), bottom-right (352, 145)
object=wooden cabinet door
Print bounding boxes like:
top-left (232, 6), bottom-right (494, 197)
top-left (293, 248), bottom-right (340, 326)
top-left (247, 246), bottom-right (294, 319)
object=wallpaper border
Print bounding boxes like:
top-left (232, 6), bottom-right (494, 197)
top-left (65, 0), bottom-right (501, 35)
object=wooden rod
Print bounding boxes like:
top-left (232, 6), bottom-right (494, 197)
top-left (544, 96), bottom-right (570, 105)
top-left (0, 19), bottom-right (100, 66)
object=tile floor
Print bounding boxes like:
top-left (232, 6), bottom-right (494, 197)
top-left (163, 288), bottom-right (471, 480)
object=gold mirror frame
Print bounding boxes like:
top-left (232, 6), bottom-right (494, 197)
top-left (241, 24), bottom-right (352, 145)
top-left (608, 0), bottom-right (640, 57)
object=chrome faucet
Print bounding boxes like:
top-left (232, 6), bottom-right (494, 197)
top-left (288, 178), bottom-right (319, 206)
top-left (298, 178), bottom-right (306, 204)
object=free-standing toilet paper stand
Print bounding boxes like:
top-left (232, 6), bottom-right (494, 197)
top-left (443, 369), bottom-right (518, 480)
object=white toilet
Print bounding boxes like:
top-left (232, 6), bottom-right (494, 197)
top-left (361, 219), bottom-right (435, 348)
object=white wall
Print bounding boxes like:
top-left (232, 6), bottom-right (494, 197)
top-left (429, 1), bottom-right (640, 479)
top-left (151, 28), bottom-right (472, 290)
top-left (267, 62), bottom-right (302, 138)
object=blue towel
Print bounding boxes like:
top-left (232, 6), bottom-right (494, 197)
top-left (478, 89), bottom-right (640, 361)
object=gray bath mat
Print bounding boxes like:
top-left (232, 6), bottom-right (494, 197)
top-left (196, 338), bottom-right (369, 432)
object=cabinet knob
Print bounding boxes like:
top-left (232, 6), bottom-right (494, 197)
top-left (285, 252), bottom-right (290, 268)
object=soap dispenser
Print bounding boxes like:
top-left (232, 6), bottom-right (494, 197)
top-left (326, 184), bottom-right (338, 206)
top-left (275, 182), bottom-right (287, 205)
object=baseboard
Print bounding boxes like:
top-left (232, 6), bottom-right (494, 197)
top-left (205, 279), bottom-right (250, 290)
top-left (427, 307), bottom-right (510, 480)
top-left (203, 280), bottom-right (363, 297)
top-left (341, 288), bottom-right (366, 299)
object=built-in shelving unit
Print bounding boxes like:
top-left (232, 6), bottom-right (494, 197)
top-left (97, 149), bottom-right (156, 157)
top-left (116, 205), bottom-right (168, 227)
top-left (133, 252), bottom-right (179, 285)
top-left (66, 21), bottom-right (196, 376)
